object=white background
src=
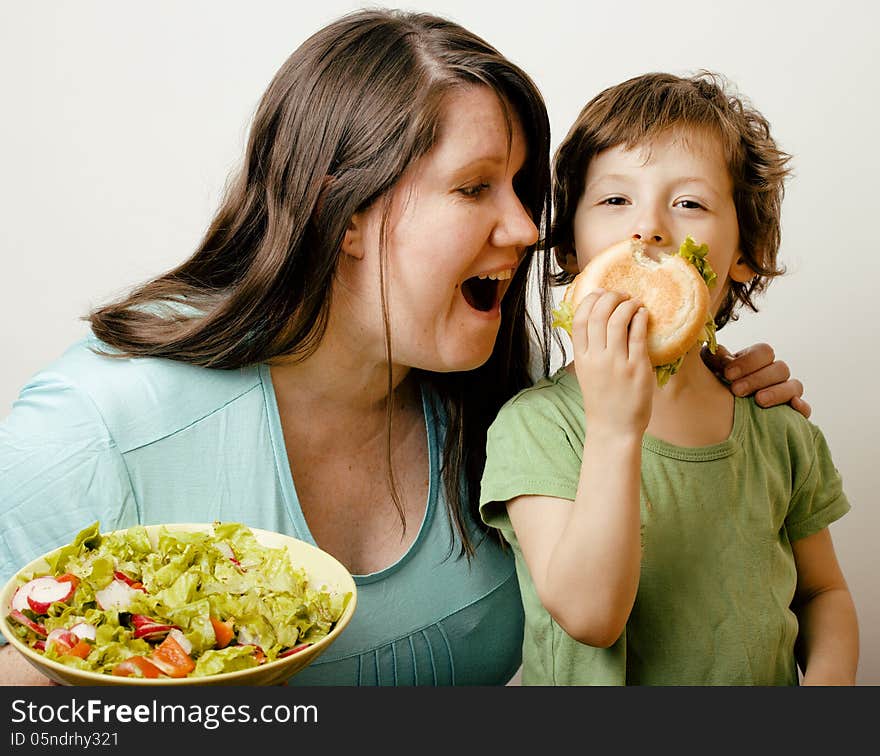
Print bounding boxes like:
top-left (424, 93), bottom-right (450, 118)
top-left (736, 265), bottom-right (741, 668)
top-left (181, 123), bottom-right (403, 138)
top-left (1, 1), bottom-right (877, 684)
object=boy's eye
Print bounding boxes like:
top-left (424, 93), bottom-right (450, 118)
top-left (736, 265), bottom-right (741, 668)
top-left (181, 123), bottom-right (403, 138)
top-left (458, 182), bottom-right (490, 198)
top-left (674, 199), bottom-right (705, 210)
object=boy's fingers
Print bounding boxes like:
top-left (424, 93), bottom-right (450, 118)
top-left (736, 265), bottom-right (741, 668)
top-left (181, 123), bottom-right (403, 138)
top-left (607, 298), bottom-right (642, 353)
top-left (571, 290), bottom-right (604, 351)
top-left (587, 291), bottom-right (627, 352)
top-left (627, 307), bottom-right (649, 359)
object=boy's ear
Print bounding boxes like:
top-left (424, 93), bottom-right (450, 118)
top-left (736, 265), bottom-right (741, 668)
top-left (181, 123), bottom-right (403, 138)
top-left (555, 245), bottom-right (580, 275)
top-left (728, 252), bottom-right (756, 284)
top-left (341, 211), bottom-right (366, 260)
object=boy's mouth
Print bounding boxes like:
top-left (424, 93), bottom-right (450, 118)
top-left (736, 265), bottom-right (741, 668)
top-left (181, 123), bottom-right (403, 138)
top-left (461, 269), bottom-right (513, 313)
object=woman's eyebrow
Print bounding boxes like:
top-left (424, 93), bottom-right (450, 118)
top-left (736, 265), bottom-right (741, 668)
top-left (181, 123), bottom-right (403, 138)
top-left (452, 155), bottom-right (508, 172)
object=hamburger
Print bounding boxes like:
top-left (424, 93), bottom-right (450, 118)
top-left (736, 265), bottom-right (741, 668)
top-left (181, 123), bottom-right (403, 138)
top-left (552, 236), bottom-right (718, 386)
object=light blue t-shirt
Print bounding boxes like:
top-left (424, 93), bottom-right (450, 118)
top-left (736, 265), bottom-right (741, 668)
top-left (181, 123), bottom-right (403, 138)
top-left (0, 337), bottom-right (523, 685)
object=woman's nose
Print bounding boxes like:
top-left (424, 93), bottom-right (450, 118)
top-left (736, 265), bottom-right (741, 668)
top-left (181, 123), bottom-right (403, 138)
top-left (493, 196), bottom-right (539, 249)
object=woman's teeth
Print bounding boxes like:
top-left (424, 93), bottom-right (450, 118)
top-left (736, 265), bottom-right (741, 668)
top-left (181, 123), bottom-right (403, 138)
top-left (477, 269), bottom-right (512, 281)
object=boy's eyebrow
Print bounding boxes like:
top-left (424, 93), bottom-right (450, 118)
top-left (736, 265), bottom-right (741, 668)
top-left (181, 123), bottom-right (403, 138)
top-left (585, 174), bottom-right (723, 195)
top-left (583, 174), bottom-right (633, 193)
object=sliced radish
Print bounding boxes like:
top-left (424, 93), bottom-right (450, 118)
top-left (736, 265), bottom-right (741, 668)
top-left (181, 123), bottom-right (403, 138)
top-left (130, 614), bottom-right (177, 641)
top-left (113, 571), bottom-right (146, 592)
top-left (215, 541), bottom-right (245, 571)
top-left (168, 628), bottom-right (193, 655)
top-left (236, 642), bottom-right (266, 665)
top-left (24, 576), bottom-right (77, 614)
top-left (46, 628), bottom-right (79, 654)
top-left (278, 643), bottom-right (311, 658)
top-left (113, 571), bottom-right (137, 586)
top-left (8, 609), bottom-right (47, 637)
top-left (11, 577), bottom-right (62, 613)
top-left (95, 579), bottom-right (140, 611)
top-left (70, 622), bottom-right (97, 641)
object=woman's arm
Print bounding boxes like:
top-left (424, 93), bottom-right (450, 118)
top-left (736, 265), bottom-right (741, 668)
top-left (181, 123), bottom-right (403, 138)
top-left (0, 644), bottom-right (56, 686)
top-left (702, 343), bottom-right (811, 418)
top-left (791, 528), bottom-right (859, 685)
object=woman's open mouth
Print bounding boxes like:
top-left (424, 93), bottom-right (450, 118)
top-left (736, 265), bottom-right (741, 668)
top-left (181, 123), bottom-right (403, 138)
top-left (461, 270), bottom-right (512, 313)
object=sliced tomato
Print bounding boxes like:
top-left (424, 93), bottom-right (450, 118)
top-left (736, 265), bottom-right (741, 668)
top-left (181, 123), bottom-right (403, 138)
top-left (112, 656), bottom-right (163, 679)
top-left (66, 639), bottom-right (92, 659)
top-left (150, 634), bottom-right (195, 678)
top-left (209, 616), bottom-right (234, 649)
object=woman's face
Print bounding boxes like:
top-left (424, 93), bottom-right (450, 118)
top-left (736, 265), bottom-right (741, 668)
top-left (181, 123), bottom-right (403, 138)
top-left (338, 85), bottom-right (538, 373)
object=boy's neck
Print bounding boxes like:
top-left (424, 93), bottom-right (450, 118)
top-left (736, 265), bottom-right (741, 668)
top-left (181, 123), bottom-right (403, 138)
top-left (645, 346), bottom-right (735, 447)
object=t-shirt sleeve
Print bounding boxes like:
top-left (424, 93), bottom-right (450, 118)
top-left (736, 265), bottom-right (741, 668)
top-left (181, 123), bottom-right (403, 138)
top-left (479, 389), bottom-right (583, 534)
top-left (0, 372), bottom-right (138, 607)
top-left (784, 422), bottom-right (850, 542)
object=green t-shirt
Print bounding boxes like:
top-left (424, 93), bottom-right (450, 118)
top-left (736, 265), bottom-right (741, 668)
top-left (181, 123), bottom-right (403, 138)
top-left (479, 369), bottom-right (850, 686)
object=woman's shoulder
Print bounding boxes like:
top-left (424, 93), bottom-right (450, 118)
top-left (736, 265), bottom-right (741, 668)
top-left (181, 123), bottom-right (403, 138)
top-left (16, 335), bottom-right (264, 450)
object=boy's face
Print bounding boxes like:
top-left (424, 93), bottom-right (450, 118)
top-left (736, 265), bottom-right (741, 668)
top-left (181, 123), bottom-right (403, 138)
top-left (570, 127), bottom-right (753, 314)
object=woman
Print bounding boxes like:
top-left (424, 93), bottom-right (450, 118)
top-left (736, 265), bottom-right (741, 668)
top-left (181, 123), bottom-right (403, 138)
top-left (0, 9), bottom-right (805, 685)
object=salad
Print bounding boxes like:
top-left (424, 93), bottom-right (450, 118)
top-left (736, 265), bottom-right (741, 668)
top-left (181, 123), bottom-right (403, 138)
top-left (5, 522), bottom-right (352, 679)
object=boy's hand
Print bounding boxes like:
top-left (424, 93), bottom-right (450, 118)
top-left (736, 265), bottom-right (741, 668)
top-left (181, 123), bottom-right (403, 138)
top-left (571, 289), bottom-right (653, 437)
top-left (701, 342), bottom-right (811, 418)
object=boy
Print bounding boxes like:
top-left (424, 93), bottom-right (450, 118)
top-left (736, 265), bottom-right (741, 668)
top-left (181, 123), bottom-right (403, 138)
top-left (479, 72), bottom-right (859, 685)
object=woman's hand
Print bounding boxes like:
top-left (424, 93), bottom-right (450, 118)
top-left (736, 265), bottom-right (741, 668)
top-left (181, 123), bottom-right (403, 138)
top-left (701, 342), bottom-right (811, 418)
top-left (572, 290), bottom-right (654, 437)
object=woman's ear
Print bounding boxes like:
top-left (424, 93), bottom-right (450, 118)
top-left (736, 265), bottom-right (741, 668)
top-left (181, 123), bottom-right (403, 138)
top-left (555, 245), bottom-right (580, 275)
top-left (341, 212), bottom-right (366, 260)
top-left (728, 252), bottom-right (756, 284)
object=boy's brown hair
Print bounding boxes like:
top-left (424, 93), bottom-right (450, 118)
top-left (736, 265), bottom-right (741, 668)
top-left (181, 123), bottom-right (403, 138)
top-left (551, 71), bottom-right (790, 328)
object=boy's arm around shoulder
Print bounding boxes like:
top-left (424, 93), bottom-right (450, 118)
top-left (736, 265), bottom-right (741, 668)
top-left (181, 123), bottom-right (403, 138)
top-left (791, 527), bottom-right (859, 685)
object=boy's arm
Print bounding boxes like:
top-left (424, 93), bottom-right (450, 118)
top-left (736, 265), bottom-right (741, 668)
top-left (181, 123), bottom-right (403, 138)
top-left (507, 427), bottom-right (642, 648)
top-left (506, 290), bottom-right (652, 648)
top-left (791, 527), bottom-right (859, 685)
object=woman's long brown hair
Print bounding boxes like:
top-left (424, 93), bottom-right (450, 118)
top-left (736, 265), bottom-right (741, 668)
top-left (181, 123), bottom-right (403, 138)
top-left (88, 9), bottom-right (553, 558)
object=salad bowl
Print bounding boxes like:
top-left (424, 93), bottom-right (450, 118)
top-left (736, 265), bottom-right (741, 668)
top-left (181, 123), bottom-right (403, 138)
top-left (1, 522), bottom-right (356, 686)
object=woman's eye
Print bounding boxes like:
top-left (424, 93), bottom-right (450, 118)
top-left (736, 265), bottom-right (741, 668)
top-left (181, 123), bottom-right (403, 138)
top-left (459, 182), bottom-right (490, 198)
top-left (600, 196), bottom-right (629, 206)
top-left (675, 199), bottom-right (704, 210)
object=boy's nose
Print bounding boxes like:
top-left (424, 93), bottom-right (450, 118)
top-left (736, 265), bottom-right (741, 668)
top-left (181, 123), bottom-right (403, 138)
top-left (632, 232), bottom-right (664, 244)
